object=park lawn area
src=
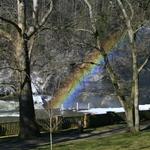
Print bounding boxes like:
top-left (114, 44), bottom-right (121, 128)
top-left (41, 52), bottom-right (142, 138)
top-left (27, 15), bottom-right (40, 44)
top-left (34, 131), bottom-right (150, 150)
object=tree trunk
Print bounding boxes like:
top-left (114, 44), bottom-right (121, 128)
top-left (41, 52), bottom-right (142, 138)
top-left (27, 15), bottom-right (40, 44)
top-left (131, 42), bottom-right (140, 132)
top-left (124, 102), bottom-right (135, 132)
top-left (16, 37), bottom-right (40, 138)
top-left (84, 0), bottom-right (140, 133)
top-left (0, 0), bottom-right (53, 138)
top-left (117, 0), bottom-right (140, 133)
top-left (16, 0), bottom-right (40, 138)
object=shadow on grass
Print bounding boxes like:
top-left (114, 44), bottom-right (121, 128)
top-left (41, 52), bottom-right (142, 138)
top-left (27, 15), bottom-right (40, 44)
top-left (0, 126), bottom-right (126, 150)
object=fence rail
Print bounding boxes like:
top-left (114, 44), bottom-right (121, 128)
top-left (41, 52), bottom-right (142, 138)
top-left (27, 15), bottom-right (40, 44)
top-left (0, 115), bottom-right (84, 137)
top-left (0, 110), bottom-right (149, 137)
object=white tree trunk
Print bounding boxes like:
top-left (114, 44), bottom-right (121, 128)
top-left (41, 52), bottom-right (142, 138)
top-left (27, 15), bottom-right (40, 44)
top-left (117, 0), bottom-right (140, 132)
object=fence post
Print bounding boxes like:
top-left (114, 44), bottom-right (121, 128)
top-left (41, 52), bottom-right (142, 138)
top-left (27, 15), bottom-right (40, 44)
top-left (83, 113), bottom-right (90, 128)
top-left (55, 115), bottom-right (62, 131)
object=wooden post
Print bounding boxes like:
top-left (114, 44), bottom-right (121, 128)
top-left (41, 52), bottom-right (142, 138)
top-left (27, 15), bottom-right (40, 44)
top-left (55, 115), bottom-right (62, 131)
top-left (83, 113), bottom-right (90, 128)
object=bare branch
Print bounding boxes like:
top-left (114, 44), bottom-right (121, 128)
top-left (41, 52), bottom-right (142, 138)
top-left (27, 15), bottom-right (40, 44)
top-left (144, 0), bottom-right (150, 10)
top-left (0, 29), bottom-right (13, 41)
top-left (116, 0), bottom-right (133, 43)
top-left (29, 35), bottom-right (36, 60)
top-left (83, 0), bottom-right (96, 33)
top-left (83, 61), bottom-right (103, 66)
top-left (125, 0), bottom-right (134, 20)
top-left (33, 0), bottom-right (39, 25)
top-left (27, 0), bottom-right (53, 39)
top-left (147, 67), bottom-right (150, 72)
top-left (75, 28), bottom-right (93, 34)
top-left (41, 74), bottom-right (52, 91)
top-left (0, 66), bottom-right (23, 72)
top-left (0, 16), bottom-right (22, 35)
top-left (138, 55), bottom-right (150, 73)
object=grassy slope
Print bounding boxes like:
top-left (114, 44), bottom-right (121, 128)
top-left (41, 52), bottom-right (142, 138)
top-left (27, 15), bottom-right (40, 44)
top-left (36, 131), bottom-right (150, 150)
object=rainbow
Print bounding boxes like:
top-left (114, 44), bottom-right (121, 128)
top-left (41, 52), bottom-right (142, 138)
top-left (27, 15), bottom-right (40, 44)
top-left (50, 30), bottom-right (124, 108)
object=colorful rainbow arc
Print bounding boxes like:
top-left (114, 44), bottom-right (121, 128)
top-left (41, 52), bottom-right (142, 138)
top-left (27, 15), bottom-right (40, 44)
top-left (50, 31), bottom-right (123, 108)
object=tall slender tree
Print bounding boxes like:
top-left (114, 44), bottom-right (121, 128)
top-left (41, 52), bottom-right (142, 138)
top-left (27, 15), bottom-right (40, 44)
top-left (117, 0), bottom-right (150, 132)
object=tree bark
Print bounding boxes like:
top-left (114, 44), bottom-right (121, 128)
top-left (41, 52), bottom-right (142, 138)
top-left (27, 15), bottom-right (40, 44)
top-left (0, 0), bottom-right (53, 138)
top-left (16, 0), bottom-right (40, 138)
top-left (17, 38), bottom-right (40, 138)
top-left (131, 42), bottom-right (140, 132)
top-left (117, 0), bottom-right (140, 132)
top-left (84, 0), bottom-right (140, 133)
top-left (124, 101), bottom-right (134, 132)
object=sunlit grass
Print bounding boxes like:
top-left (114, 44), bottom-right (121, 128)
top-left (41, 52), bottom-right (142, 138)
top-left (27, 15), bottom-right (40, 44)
top-left (34, 131), bottom-right (150, 150)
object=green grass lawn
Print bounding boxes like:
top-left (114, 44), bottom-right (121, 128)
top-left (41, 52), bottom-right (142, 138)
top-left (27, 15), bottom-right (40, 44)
top-left (34, 131), bottom-right (150, 150)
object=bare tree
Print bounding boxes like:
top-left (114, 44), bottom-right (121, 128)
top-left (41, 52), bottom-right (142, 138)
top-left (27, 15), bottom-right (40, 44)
top-left (0, 0), bottom-right (53, 138)
top-left (116, 0), bottom-right (139, 133)
top-left (81, 0), bottom-right (149, 132)
top-left (117, 0), bottom-right (150, 132)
